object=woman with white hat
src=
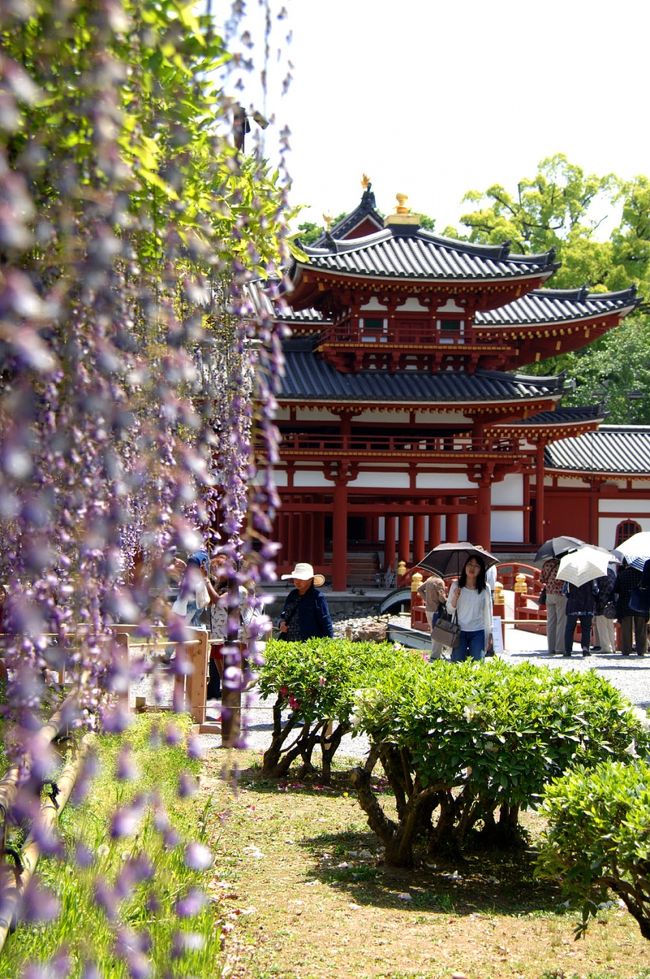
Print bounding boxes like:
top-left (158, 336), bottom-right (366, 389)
top-left (278, 562), bottom-right (334, 640)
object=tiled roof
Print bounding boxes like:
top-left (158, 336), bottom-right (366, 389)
top-left (518, 405), bottom-right (604, 426)
top-left (545, 426), bottom-right (650, 474)
top-left (280, 343), bottom-right (563, 404)
top-left (476, 286), bottom-right (638, 325)
top-left (294, 227), bottom-right (557, 283)
top-left (277, 305), bottom-right (325, 324)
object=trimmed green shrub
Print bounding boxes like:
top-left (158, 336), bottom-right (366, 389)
top-left (350, 657), bottom-right (650, 867)
top-left (536, 757), bottom-right (650, 939)
top-left (258, 638), bottom-right (409, 781)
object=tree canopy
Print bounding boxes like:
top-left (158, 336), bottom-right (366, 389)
top-left (447, 154), bottom-right (650, 423)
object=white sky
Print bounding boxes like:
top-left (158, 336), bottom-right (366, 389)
top-left (250, 0), bottom-right (649, 235)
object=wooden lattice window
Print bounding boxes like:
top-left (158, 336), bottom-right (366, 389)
top-left (615, 519), bottom-right (642, 548)
top-left (437, 317), bottom-right (465, 345)
top-left (359, 316), bottom-right (387, 342)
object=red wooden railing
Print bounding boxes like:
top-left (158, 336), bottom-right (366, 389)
top-left (278, 431), bottom-right (525, 459)
top-left (409, 562), bottom-right (547, 639)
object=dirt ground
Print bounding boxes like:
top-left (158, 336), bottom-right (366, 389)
top-left (201, 751), bottom-right (650, 979)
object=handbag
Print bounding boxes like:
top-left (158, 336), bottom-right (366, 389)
top-left (430, 610), bottom-right (461, 648)
top-left (628, 587), bottom-right (650, 616)
top-left (601, 600), bottom-right (617, 620)
top-left (538, 587), bottom-right (547, 606)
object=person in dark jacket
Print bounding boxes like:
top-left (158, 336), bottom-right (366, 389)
top-left (278, 562), bottom-right (334, 640)
top-left (614, 559), bottom-right (648, 657)
top-left (593, 564), bottom-right (617, 653)
top-left (563, 579), bottom-right (598, 657)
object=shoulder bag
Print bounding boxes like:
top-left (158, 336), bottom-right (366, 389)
top-left (628, 586), bottom-right (650, 617)
top-left (430, 607), bottom-right (461, 649)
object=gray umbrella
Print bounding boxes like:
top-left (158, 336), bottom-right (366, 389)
top-left (534, 536), bottom-right (585, 562)
top-left (418, 542), bottom-right (499, 578)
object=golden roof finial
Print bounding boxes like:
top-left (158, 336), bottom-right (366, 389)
top-left (361, 173), bottom-right (371, 189)
top-left (323, 213), bottom-right (333, 229)
top-left (396, 193), bottom-right (410, 215)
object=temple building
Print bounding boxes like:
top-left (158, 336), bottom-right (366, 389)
top-left (262, 182), bottom-right (650, 590)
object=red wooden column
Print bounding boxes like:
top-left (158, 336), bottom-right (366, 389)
top-left (535, 442), bottom-right (546, 547)
top-left (447, 509), bottom-right (459, 543)
top-left (588, 479), bottom-right (599, 544)
top-left (277, 513), bottom-right (291, 565)
top-left (475, 477), bottom-right (492, 550)
top-left (312, 513), bottom-right (325, 565)
top-left (332, 476), bottom-right (349, 591)
top-left (398, 515), bottom-right (410, 564)
top-left (285, 513), bottom-right (295, 565)
top-left (384, 515), bottom-right (396, 572)
top-left (413, 514), bottom-right (426, 565)
top-left (428, 512), bottom-right (442, 550)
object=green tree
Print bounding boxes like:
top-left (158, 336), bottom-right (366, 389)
top-left (457, 153), bottom-right (617, 288)
top-left (455, 155), bottom-right (650, 423)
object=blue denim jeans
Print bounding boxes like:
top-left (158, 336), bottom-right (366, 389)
top-left (451, 629), bottom-right (485, 662)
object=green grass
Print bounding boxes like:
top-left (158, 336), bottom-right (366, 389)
top-left (1, 713), bottom-right (222, 977)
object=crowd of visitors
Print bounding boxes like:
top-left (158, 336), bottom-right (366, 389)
top-left (540, 554), bottom-right (648, 658)
top-left (163, 534), bottom-right (649, 704)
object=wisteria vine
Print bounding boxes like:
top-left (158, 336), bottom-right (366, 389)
top-left (0, 0), bottom-right (291, 970)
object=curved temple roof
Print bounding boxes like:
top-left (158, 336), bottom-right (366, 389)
top-left (545, 427), bottom-right (650, 475)
top-left (476, 286), bottom-right (638, 326)
top-left (280, 343), bottom-right (563, 404)
top-left (292, 226), bottom-right (557, 283)
top-left (516, 405), bottom-right (604, 426)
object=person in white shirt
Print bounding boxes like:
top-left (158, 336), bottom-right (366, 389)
top-left (171, 550), bottom-right (211, 627)
top-left (446, 555), bottom-right (493, 662)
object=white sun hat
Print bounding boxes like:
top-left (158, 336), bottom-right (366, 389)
top-left (281, 562), bottom-right (325, 587)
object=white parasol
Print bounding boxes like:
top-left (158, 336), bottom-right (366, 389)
top-left (556, 545), bottom-right (612, 588)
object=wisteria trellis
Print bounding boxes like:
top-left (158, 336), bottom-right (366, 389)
top-left (0, 0), bottom-right (291, 967)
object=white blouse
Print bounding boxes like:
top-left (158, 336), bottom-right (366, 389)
top-left (447, 582), bottom-right (493, 636)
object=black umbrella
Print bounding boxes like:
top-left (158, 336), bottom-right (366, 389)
top-left (418, 542), bottom-right (499, 578)
top-left (534, 536), bottom-right (585, 562)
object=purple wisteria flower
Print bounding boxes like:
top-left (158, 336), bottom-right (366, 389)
top-left (183, 842), bottom-right (213, 871)
top-left (18, 876), bottom-right (61, 924)
top-left (174, 886), bottom-right (207, 918)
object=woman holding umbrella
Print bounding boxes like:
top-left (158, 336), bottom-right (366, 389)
top-left (446, 554), bottom-right (493, 662)
top-left (535, 536), bottom-right (584, 655)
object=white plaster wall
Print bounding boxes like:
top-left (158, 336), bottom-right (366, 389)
top-left (491, 474), bottom-right (523, 505)
top-left (414, 411), bottom-right (469, 424)
top-left (396, 297), bottom-right (429, 311)
top-left (600, 499), bottom-right (650, 513)
top-left (491, 511), bottom-right (524, 542)
top-left (360, 297), bottom-right (388, 310)
top-left (599, 516), bottom-right (650, 548)
top-left (355, 409), bottom-right (411, 423)
top-left (349, 471), bottom-right (410, 488)
top-left (293, 471), bottom-right (335, 486)
top-left (553, 477), bottom-right (586, 488)
top-left (273, 470), bottom-right (288, 487)
top-left (416, 472), bottom-right (474, 489)
top-left (437, 298), bottom-right (465, 312)
top-left (294, 408), bottom-right (339, 421)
